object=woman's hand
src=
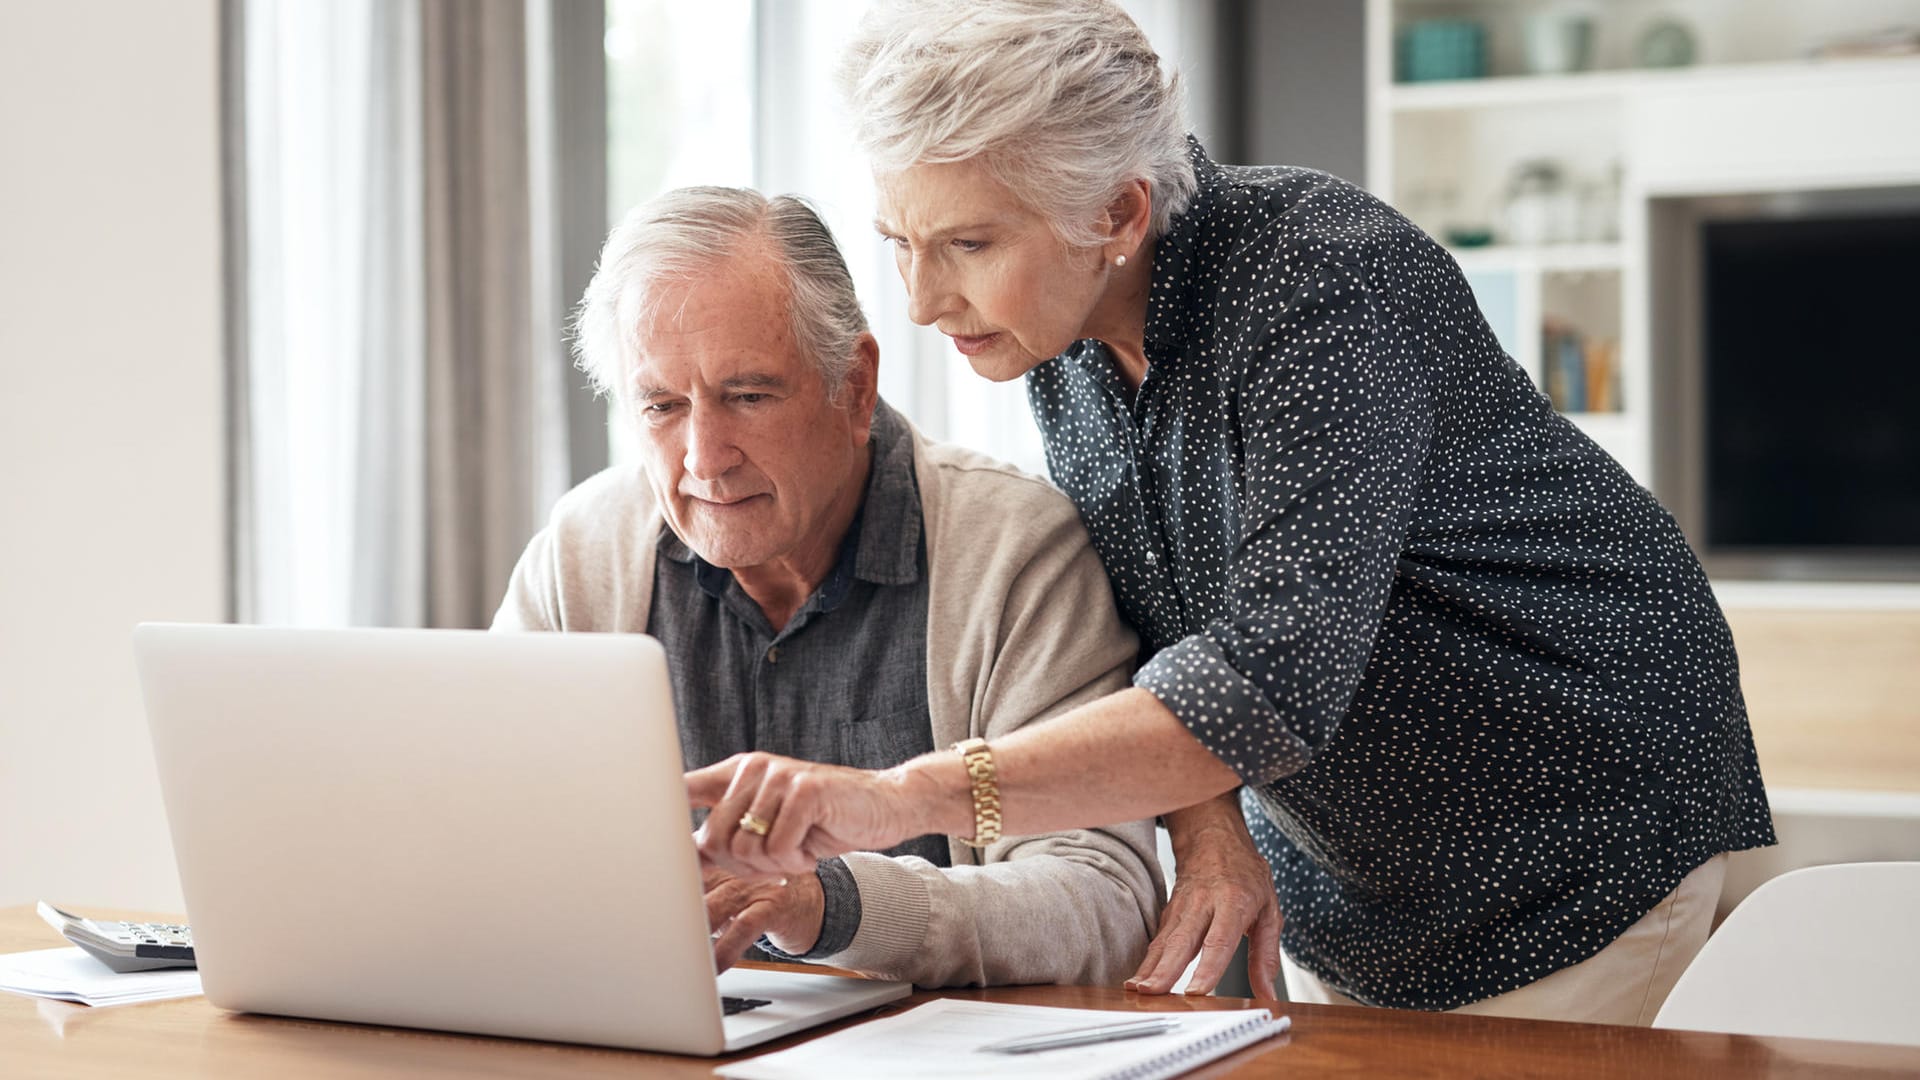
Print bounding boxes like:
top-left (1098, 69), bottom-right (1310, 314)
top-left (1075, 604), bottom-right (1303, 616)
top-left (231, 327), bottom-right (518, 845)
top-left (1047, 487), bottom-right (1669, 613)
top-left (686, 751), bottom-right (965, 878)
top-left (1126, 792), bottom-right (1283, 1000)
top-left (703, 866), bottom-right (825, 971)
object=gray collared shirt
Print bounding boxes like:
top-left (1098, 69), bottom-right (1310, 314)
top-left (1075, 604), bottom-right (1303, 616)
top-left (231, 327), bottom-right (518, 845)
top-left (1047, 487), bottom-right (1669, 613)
top-left (648, 402), bottom-right (945, 959)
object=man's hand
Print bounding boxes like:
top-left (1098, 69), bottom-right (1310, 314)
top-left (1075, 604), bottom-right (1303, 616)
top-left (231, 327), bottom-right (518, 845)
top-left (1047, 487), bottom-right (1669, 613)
top-left (704, 866), bottom-right (827, 972)
top-left (1126, 792), bottom-right (1283, 1000)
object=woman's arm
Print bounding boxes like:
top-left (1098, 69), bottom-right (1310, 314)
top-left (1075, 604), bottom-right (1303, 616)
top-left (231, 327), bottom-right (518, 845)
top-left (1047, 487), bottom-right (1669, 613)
top-left (976, 688), bottom-right (1246, 831)
top-left (687, 692), bottom-right (1282, 996)
top-left (693, 260), bottom-right (1419, 877)
top-left (686, 687), bottom-right (1240, 877)
top-left (1142, 793), bottom-right (1284, 998)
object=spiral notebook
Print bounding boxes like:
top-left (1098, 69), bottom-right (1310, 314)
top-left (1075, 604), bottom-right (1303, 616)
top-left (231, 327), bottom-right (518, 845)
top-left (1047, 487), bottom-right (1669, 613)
top-left (713, 999), bottom-right (1289, 1080)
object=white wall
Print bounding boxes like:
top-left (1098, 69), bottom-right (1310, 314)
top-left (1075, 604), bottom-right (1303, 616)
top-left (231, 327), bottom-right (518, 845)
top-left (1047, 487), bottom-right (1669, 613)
top-left (0, 0), bottom-right (225, 912)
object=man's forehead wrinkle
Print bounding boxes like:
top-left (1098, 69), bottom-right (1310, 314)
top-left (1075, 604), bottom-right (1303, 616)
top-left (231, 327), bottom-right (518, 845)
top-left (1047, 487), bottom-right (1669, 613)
top-left (622, 241), bottom-right (811, 405)
top-left (631, 367), bottom-right (787, 399)
top-left (645, 285), bottom-right (718, 337)
top-left (723, 371), bottom-right (789, 390)
top-left (666, 286), bottom-right (698, 330)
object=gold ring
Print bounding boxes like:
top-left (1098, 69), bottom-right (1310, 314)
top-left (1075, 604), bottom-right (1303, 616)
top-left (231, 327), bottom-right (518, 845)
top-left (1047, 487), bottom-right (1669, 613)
top-left (739, 811), bottom-right (773, 837)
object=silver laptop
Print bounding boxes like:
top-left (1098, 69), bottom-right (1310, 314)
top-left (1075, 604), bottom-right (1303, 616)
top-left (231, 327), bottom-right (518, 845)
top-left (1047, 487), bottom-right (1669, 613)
top-left (132, 623), bottom-right (909, 1055)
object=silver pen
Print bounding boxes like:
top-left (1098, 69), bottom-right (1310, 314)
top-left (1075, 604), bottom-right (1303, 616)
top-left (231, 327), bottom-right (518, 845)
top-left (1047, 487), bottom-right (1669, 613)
top-left (979, 1017), bottom-right (1180, 1054)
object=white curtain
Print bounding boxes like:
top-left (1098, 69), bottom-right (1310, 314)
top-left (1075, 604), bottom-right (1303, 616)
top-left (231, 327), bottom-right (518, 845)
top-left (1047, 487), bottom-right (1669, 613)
top-left (236, 0), bottom-right (580, 628)
top-left (240, 0), bottom-right (425, 626)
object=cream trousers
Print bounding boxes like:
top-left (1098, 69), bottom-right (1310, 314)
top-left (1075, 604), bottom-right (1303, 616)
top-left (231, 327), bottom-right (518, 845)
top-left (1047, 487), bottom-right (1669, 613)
top-left (1281, 854), bottom-right (1728, 1026)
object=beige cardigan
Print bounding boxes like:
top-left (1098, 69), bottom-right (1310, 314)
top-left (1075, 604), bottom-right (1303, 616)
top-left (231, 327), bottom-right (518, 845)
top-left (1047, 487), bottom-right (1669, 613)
top-left (492, 425), bottom-right (1164, 987)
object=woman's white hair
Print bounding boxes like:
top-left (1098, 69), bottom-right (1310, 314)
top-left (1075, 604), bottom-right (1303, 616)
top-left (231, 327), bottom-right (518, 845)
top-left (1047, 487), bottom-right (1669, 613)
top-left (837, 0), bottom-right (1196, 247)
top-left (573, 187), bottom-right (869, 402)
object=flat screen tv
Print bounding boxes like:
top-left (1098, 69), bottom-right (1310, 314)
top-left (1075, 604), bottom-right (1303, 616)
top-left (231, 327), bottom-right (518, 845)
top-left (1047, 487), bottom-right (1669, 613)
top-left (1702, 213), bottom-right (1920, 574)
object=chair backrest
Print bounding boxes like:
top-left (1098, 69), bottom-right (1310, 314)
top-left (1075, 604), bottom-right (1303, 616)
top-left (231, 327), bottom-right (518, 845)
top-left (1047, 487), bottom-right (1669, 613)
top-left (1653, 862), bottom-right (1920, 1046)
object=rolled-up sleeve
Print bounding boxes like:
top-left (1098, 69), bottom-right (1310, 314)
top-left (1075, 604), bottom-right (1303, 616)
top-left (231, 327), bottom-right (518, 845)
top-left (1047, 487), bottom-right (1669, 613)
top-left (1135, 264), bottom-right (1430, 785)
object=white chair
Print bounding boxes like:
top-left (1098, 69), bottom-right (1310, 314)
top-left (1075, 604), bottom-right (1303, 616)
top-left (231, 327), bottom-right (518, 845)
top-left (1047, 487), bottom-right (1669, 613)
top-left (1653, 862), bottom-right (1920, 1046)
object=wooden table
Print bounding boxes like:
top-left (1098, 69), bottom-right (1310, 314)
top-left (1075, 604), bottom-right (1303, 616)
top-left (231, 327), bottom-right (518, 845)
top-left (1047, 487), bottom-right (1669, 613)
top-left (5, 907), bottom-right (1917, 1078)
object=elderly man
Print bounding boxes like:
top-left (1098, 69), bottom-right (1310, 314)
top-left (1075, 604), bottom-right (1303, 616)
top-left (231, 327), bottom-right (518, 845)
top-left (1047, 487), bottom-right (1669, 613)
top-left (491, 187), bottom-right (1162, 987)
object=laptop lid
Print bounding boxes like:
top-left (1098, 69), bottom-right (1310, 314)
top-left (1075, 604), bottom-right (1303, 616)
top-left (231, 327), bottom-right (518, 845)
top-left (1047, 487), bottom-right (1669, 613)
top-left (133, 623), bottom-right (900, 1055)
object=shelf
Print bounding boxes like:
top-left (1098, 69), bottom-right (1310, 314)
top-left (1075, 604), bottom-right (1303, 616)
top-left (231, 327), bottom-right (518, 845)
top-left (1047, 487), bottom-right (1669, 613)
top-left (1391, 69), bottom-right (1643, 111)
top-left (1372, 0), bottom-right (1920, 500)
top-left (1711, 581), bottom-right (1920, 611)
top-left (1388, 56), bottom-right (1920, 113)
top-left (1565, 410), bottom-right (1630, 436)
top-left (1448, 244), bottom-right (1623, 275)
top-left (1563, 411), bottom-right (1642, 482)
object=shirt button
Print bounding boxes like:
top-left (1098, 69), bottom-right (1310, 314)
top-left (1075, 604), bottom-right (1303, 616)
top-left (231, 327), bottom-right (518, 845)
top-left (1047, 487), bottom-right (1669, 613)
top-left (1145, 551), bottom-right (1158, 564)
top-left (766, 646), bottom-right (780, 664)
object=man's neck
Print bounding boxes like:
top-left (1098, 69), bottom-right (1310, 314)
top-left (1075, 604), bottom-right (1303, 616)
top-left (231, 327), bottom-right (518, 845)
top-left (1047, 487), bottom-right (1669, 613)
top-left (732, 449), bottom-right (873, 633)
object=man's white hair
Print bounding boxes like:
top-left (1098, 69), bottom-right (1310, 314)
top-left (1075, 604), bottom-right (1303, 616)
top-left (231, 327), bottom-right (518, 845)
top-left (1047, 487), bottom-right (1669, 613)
top-left (837, 0), bottom-right (1197, 247)
top-left (573, 186), bottom-right (869, 401)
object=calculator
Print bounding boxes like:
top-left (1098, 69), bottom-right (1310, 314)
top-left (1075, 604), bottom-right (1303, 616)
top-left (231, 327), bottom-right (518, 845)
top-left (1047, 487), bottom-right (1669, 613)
top-left (37, 901), bottom-right (197, 973)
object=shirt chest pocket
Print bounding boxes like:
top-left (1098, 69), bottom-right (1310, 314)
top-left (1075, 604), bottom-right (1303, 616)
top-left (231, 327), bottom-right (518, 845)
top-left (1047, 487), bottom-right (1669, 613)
top-left (837, 705), bottom-right (936, 772)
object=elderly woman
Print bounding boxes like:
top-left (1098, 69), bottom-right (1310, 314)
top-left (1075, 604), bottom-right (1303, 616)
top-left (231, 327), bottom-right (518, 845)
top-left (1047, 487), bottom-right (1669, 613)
top-left (690, 0), bottom-right (1775, 1023)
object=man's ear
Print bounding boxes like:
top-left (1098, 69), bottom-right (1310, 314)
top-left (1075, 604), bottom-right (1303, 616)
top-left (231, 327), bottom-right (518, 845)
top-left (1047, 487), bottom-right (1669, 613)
top-left (846, 332), bottom-right (882, 446)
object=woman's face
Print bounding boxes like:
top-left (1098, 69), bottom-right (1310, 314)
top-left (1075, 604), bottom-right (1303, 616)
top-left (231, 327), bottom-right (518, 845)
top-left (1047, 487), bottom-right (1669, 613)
top-left (875, 160), bottom-right (1106, 382)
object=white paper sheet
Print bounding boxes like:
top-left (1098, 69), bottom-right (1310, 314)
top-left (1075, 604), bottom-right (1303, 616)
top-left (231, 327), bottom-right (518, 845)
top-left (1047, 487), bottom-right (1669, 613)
top-left (0, 947), bottom-right (203, 1007)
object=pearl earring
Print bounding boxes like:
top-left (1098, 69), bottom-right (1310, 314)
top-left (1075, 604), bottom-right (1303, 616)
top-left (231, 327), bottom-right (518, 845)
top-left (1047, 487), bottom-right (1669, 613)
top-left (1114, 254), bottom-right (1128, 268)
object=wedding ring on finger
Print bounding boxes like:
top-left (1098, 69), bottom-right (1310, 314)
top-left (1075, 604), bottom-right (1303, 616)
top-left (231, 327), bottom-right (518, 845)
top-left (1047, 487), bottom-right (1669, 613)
top-left (738, 810), bottom-right (773, 837)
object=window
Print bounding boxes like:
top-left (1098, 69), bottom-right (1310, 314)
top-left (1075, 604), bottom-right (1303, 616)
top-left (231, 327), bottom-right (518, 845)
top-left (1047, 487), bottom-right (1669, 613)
top-left (604, 1), bottom-right (754, 215)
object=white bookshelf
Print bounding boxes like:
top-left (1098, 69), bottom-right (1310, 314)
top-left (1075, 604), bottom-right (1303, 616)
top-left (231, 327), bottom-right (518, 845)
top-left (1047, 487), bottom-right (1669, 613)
top-left (1445, 243), bottom-right (1623, 274)
top-left (1387, 54), bottom-right (1920, 111)
top-left (1364, 0), bottom-right (1920, 491)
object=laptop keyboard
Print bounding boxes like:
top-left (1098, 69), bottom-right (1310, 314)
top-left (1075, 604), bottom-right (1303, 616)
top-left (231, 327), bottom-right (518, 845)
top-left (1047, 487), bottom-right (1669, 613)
top-left (723, 996), bottom-right (772, 1016)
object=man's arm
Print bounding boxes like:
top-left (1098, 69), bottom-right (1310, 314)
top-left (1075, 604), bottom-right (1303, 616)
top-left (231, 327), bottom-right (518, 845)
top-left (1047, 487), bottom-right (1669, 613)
top-left (489, 466), bottom-right (662, 636)
top-left (490, 526), bottom-right (562, 631)
top-left (815, 480), bottom-right (1164, 987)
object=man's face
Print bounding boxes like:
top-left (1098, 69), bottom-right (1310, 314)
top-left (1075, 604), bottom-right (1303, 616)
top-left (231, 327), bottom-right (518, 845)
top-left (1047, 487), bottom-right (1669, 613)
top-left (625, 248), bottom-right (876, 575)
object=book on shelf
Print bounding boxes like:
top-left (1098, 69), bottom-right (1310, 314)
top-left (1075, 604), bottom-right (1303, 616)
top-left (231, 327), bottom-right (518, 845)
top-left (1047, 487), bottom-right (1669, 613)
top-left (1540, 319), bottom-right (1620, 415)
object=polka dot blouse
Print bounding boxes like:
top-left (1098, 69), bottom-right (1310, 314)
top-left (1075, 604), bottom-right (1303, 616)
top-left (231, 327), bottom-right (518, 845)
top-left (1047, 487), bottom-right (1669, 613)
top-left (1025, 138), bottom-right (1776, 1011)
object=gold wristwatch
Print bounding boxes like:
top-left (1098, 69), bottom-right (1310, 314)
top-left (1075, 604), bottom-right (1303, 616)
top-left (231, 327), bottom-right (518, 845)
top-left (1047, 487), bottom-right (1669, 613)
top-left (951, 737), bottom-right (1002, 848)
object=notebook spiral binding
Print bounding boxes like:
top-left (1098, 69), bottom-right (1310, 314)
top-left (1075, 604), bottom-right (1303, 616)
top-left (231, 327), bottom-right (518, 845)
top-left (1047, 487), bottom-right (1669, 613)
top-left (1110, 1013), bottom-right (1291, 1080)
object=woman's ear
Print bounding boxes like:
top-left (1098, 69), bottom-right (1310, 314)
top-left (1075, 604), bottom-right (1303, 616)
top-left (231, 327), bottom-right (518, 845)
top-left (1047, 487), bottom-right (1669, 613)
top-left (1103, 178), bottom-right (1154, 261)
